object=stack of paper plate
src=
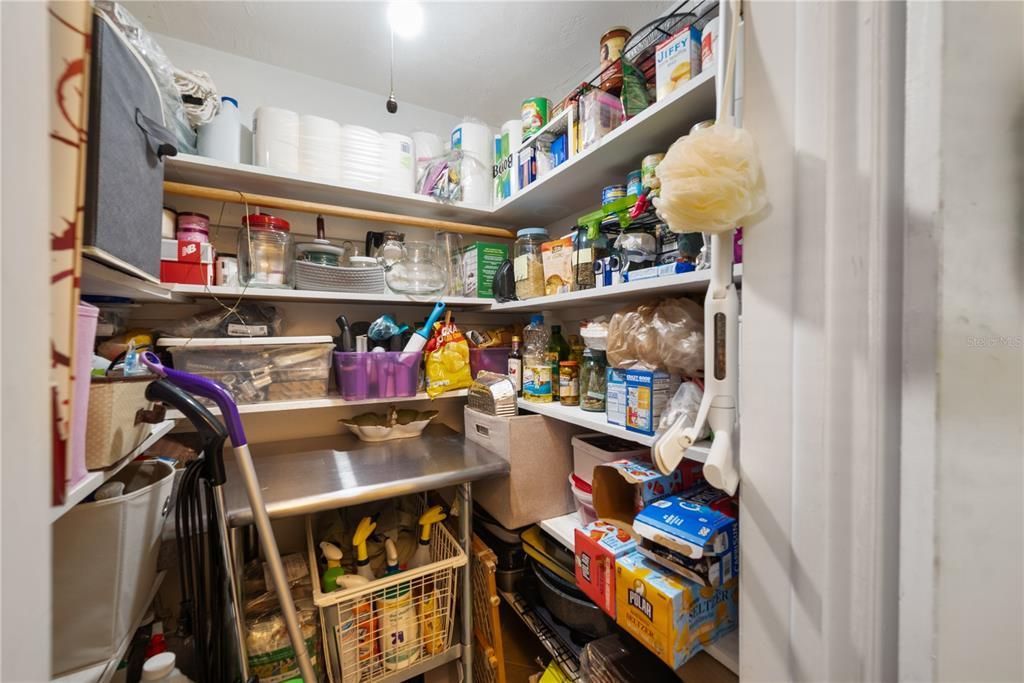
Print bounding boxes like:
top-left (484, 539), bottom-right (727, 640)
top-left (339, 125), bottom-right (384, 190)
top-left (380, 133), bottom-right (416, 195)
top-left (299, 115), bottom-right (344, 183)
top-left (294, 260), bottom-right (386, 293)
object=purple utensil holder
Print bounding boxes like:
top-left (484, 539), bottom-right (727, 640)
top-left (334, 351), bottom-right (420, 400)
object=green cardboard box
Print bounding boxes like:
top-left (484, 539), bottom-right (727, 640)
top-left (462, 242), bottom-right (509, 298)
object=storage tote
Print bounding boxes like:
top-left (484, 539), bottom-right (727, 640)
top-left (464, 406), bottom-right (584, 528)
top-left (85, 376), bottom-right (159, 470)
top-left (571, 433), bottom-right (651, 485)
top-left (52, 460), bottom-right (174, 675)
top-left (333, 351), bottom-right (420, 400)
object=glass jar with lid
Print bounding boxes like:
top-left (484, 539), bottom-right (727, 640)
top-left (238, 213), bottom-right (295, 289)
top-left (573, 227), bottom-right (610, 290)
top-left (580, 348), bottom-right (607, 412)
top-left (513, 227), bottom-right (549, 300)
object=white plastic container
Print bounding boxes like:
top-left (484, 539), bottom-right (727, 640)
top-left (380, 133), bottom-right (416, 194)
top-left (52, 460), bottom-right (174, 675)
top-left (571, 433), bottom-right (650, 485)
top-left (380, 583), bottom-right (420, 670)
top-left (158, 336), bottom-right (334, 405)
top-left (569, 474), bottom-right (598, 526)
top-left (197, 96), bottom-right (241, 164)
top-left (253, 106), bottom-right (300, 173)
top-left (142, 652), bottom-right (193, 682)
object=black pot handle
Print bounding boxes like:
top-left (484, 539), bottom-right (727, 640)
top-left (135, 108), bottom-right (179, 161)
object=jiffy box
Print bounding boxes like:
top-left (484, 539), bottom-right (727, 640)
top-left (592, 458), bottom-right (703, 527)
top-left (633, 485), bottom-right (738, 587)
top-left (574, 520), bottom-right (636, 618)
top-left (616, 551), bottom-right (737, 669)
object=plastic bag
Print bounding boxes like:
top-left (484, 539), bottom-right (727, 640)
top-left (606, 298), bottom-right (703, 375)
top-left (95, 2), bottom-right (198, 153)
top-left (658, 381), bottom-right (710, 438)
top-left (245, 606), bottom-right (321, 682)
top-left (580, 317), bottom-right (610, 350)
top-left (424, 320), bottom-right (473, 397)
top-left (158, 303), bottom-right (282, 338)
top-left (580, 633), bottom-right (669, 683)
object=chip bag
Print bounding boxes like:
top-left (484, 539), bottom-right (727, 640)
top-left (424, 320), bottom-right (473, 397)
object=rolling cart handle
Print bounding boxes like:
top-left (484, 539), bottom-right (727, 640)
top-left (141, 352), bottom-right (318, 682)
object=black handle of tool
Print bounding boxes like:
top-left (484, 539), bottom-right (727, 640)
top-left (146, 378), bottom-right (228, 486)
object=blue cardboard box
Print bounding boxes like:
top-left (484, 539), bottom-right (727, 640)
top-left (632, 493), bottom-right (738, 582)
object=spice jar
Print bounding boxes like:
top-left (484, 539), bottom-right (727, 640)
top-left (238, 213), bottom-right (295, 289)
top-left (573, 228), bottom-right (610, 290)
top-left (176, 212), bottom-right (210, 243)
top-left (513, 227), bottom-right (549, 300)
top-left (580, 349), bottom-right (607, 412)
top-left (559, 361), bottom-right (580, 406)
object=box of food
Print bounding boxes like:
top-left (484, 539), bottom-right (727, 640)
top-left (615, 551), bottom-right (737, 669)
top-left (541, 236), bottom-right (574, 296)
top-left (606, 367), bottom-right (629, 426)
top-left (591, 458), bottom-right (703, 527)
top-left (462, 242), bottom-right (509, 298)
top-left (655, 25), bottom-right (702, 101)
top-left (575, 520), bottom-right (636, 617)
top-left (625, 370), bottom-right (680, 436)
top-left (160, 238), bottom-right (215, 286)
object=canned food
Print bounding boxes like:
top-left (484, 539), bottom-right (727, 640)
top-left (602, 184), bottom-right (627, 207)
top-left (521, 98), bottom-right (551, 138)
top-left (626, 170), bottom-right (642, 196)
top-left (641, 153), bottom-right (665, 190)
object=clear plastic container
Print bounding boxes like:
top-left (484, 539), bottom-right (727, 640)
top-left (469, 347), bottom-right (512, 379)
top-left (333, 351), bottom-right (421, 400)
top-left (513, 228), bottom-right (549, 300)
top-left (522, 315), bottom-right (551, 403)
top-left (159, 336), bottom-right (333, 404)
top-left (238, 213), bottom-right (295, 289)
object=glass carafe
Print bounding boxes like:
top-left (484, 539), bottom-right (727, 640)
top-left (385, 241), bottom-right (448, 294)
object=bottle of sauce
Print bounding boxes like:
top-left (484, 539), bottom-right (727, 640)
top-left (508, 336), bottom-right (523, 396)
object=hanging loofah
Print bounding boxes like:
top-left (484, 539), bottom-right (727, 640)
top-left (653, 0), bottom-right (769, 235)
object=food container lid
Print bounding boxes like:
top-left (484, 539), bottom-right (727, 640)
top-left (348, 256), bottom-right (379, 268)
top-left (157, 335), bottom-right (332, 347)
top-left (242, 213), bottom-right (290, 232)
top-left (296, 241), bottom-right (346, 257)
top-left (560, 360), bottom-right (579, 367)
top-left (177, 212), bottom-right (209, 220)
top-left (516, 227), bottom-right (549, 238)
top-left (601, 26), bottom-right (633, 39)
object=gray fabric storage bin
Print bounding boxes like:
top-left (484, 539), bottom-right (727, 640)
top-left (52, 460), bottom-right (174, 675)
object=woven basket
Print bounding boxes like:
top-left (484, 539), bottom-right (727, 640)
top-left (84, 377), bottom-right (155, 470)
top-left (295, 260), bottom-right (386, 293)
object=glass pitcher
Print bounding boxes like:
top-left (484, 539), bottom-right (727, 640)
top-left (384, 241), bottom-right (448, 294)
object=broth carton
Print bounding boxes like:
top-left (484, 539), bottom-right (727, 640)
top-left (615, 551), bottom-right (737, 669)
top-left (575, 520), bottom-right (636, 618)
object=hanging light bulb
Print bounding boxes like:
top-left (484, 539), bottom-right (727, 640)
top-left (387, 1), bottom-right (424, 39)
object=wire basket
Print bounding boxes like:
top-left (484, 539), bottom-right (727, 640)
top-left (305, 513), bottom-right (466, 683)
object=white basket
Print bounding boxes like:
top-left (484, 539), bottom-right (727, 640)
top-left (305, 511), bottom-right (466, 683)
top-left (295, 260), bottom-right (386, 293)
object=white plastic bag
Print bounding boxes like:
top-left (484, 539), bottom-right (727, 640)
top-left (658, 381), bottom-right (709, 438)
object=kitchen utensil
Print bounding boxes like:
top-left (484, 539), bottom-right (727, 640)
top-left (385, 241), bottom-right (448, 295)
top-left (401, 301), bottom-right (446, 353)
top-left (531, 560), bottom-right (614, 639)
top-left (334, 315), bottom-right (353, 353)
top-left (435, 232), bottom-right (465, 296)
top-left (467, 371), bottom-right (518, 417)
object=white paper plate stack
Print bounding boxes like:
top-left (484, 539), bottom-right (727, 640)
top-left (299, 115), bottom-right (344, 183)
top-left (294, 260), bottom-right (386, 293)
top-left (253, 107), bottom-right (300, 173)
top-left (380, 133), bottom-right (416, 195)
top-left (339, 125), bottom-right (384, 190)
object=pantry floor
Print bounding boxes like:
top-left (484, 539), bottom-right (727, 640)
top-left (499, 602), bottom-right (549, 682)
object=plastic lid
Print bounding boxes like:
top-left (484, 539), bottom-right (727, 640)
top-left (516, 227), bottom-right (549, 238)
top-left (242, 213), bottom-right (290, 232)
top-left (529, 314), bottom-right (544, 325)
top-left (222, 96), bottom-right (238, 107)
top-left (177, 212), bottom-right (209, 220)
top-left (570, 473), bottom-right (593, 494)
top-left (141, 652), bottom-right (176, 680)
top-left (560, 360), bottom-right (578, 366)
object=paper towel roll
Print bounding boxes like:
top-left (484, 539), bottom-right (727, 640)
top-left (501, 119), bottom-right (524, 148)
top-left (451, 120), bottom-right (494, 207)
top-left (253, 107), bottom-right (300, 173)
top-left (494, 119), bottom-right (524, 202)
top-left (380, 133), bottom-right (416, 195)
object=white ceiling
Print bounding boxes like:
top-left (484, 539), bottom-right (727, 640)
top-left (125, 1), bottom-right (673, 125)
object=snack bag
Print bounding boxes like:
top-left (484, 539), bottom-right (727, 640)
top-left (424, 320), bottom-right (473, 397)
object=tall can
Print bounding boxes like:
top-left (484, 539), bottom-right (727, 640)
top-left (521, 98), bottom-right (551, 138)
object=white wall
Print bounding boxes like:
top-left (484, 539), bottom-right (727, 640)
top-left (154, 33), bottom-right (464, 163)
top-left (901, 3), bottom-right (1024, 681)
top-left (1, 2), bottom-right (53, 679)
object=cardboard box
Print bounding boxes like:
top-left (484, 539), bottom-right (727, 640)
top-left (625, 370), bottom-right (680, 436)
top-left (655, 25), bottom-right (702, 102)
top-left (462, 242), bottom-right (509, 298)
top-left (160, 239), bottom-right (215, 285)
top-left (615, 551), bottom-right (737, 669)
top-left (575, 520), bottom-right (636, 617)
top-left (606, 367), bottom-right (628, 426)
top-left (592, 458), bottom-right (703, 527)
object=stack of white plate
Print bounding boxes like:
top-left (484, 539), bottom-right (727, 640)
top-left (380, 133), bottom-right (416, 195)
top-left (339, 125), bottom-right (384, 190)
top-left (253, 107), bottom-right (300, 173)
top-left (294, 260), bottom-right (386, 293)
top-left (299, 115), bottom-right (344, 183)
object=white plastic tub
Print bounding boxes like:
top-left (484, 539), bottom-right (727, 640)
top-left (570, 474), bottom-right (598, 526)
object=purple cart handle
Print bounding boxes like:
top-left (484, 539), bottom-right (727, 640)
top-left (142, 351), bottom-right (248, 446)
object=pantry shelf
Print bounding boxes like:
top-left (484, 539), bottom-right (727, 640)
top-left (165, 153), bottom-right (499, 225)
top-left (700, 631), bottom-right (739, 676)
top-left (169, 283), bottom-right (492, 308)
top-left (517, 399), bottom-right (712, 459)
top-left (491, 70), bottom-right (716, 226)
top-left (164, 390), bottom-right (468, 419)
top-left (81, 256), bottom-right (184, 303)
top-left (539, 511), bottom-right (583, 552)
top-left (49, 420), bottom-right (176, 524)
top-left (490, 265), bottom-right (741, 312)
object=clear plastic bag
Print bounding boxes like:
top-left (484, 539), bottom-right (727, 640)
top-left (580, 633), bottom-right (671, 683)
top-left (606, 297), bottom-right (703, 375)
top-left (658, 381), bottom-right (710, 438)
top-left (158, 303), bottom-right (282, 338)
top-left (95, 2), bottom-right (198, 153)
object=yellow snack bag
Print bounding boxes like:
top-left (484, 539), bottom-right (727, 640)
top-left (424, 320), bottom-right (472, 397)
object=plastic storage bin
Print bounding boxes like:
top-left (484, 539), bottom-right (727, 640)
top-left (305, 507), bottom-right (466, 683)
top-left (571, 433), bottom-right (651, 485)
top-left (85, 377), bottom-right (159, 470)
top-left (52, 460), bottom-right (174, 675)
top-left (333, 351), bottom-right (421, 400)
top-left (159, 336), bottom-right (334, 404)
top-left (469, 347), bottom-right (511, 379)
top-left (70, 303), bottom-right (99, 484)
